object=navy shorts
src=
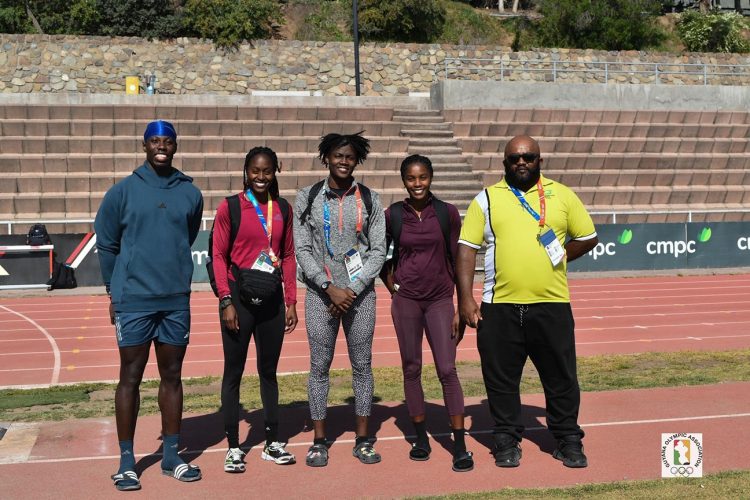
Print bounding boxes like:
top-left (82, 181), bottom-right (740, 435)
top-left (114, 310), bottom-right (191, 348)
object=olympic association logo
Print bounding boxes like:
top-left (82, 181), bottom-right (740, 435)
top-left (661, 433), bottom-right (703, 478)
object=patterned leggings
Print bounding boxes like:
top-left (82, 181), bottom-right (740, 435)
top-left (305, 284), bottom-right (376, 420)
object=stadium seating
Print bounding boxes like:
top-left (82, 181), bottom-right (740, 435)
top-left (2, 103), bottom-right (748, 234)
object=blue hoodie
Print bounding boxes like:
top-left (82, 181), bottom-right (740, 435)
top-left (95, 162), bottom-right (204, 312)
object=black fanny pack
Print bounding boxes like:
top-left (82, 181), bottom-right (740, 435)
top-left (233, 265), bottom-right (282, 306)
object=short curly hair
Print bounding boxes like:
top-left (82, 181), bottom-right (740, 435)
top-left (317, 131), bottom-right (370, 165)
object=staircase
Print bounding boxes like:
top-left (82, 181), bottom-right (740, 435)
top-left (393, 109), bottom-right (483, 211)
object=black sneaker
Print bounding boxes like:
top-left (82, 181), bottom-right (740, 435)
top-left (553, 437), bottom-right (588, 468)
top-left (353, 441), bottom-right (381, 464)
top-left (305, 443), bottom-right (329, 467)
top-left (261, 441), bottom-right (296, 465)
top-left (493, 437), bottom-right (522, 468)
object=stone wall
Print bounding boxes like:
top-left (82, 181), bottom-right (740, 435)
top-left (3, 34), bottom-right (750, 96)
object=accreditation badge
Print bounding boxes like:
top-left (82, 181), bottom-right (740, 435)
top-left (539, 229), bottom-right (565, 267)
top-left (251, 251), bottom-right (276, 274)
top-left (344, 248), bottom-right (364, 282)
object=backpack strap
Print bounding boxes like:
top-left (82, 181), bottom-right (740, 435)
top-left (432, 197), bottom-right (453, 268)
top-left (275, 197), bottom-right (290, 259)
top-left (388, 202), bottom-right (404, 269)
top-left (226, 194), bottom-right (242, 254)
top-left (358, 183), bottom-right (374, 237)
top-left (299, 180), bottom-right (326, 224)
top-left (207, 194), bottom-right (242, 298)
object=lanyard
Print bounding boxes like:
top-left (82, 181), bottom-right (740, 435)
top-left (244, 189), bottom-right (278, 264)
top-left (323, 185), bottom-right (362, 258)
top-left (509, 180), bottom-right (545, 228)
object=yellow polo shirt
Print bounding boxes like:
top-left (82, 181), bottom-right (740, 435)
top-left (459, 175), bottom-right (596, 304)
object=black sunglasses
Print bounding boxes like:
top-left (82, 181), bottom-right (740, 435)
top-left (505, 153), bottom-right (539, 164)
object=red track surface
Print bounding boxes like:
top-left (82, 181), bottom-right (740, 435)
top-left (1, 383), bottom-right (749, 496)
top-left (1, 273), bottom-right (750, 496)
top-left (2, 274), bottom-right (750, 388)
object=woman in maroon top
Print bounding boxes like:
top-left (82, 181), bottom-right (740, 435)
top-left (211, 147), bottom-right (298, 472)
top-left (380, 154), bottom-right (473, 472)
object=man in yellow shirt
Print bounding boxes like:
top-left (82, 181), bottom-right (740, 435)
top-left (456, 135), bottom-right (598, 469)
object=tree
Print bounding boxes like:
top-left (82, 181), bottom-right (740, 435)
top-left (535, 0), bottom-right (665, 51)
top-left (0, 0), bottom-right (100, 35)
top-left (359, 0), bottom-right (446, 43)
top-left (677, 10), bottom-right (750, 52)
top-left (97, 0), bottom-right (183, 39)
top-left (183, 0), bottom-right (282, 48)
top-left (0, 1), bottom-right (30, 33)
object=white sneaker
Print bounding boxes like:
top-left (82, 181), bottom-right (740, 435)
top-left (261, 442), bottom-right (296, 465)
top-left (224, 448), bottom-right (246, 473)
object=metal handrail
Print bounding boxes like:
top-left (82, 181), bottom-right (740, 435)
top-left (0, 217), bottom-right (217, 235)
top-left (3, 209), bottom-right (750, 234)
top-left (442, 57), bottom-right (750, 85)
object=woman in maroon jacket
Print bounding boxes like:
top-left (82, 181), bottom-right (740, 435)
top-left (381, 154), bottom-right (473, 472)
top-left (212, 147), bottom-right (298, 472)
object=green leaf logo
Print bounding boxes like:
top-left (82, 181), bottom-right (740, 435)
top-left (698, 227), bottom-right (712, 243)
top-left (618, 229), bottom-right (633, 245)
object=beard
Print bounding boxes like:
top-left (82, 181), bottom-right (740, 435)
top-left (504, 163), bottom-right (540, 189)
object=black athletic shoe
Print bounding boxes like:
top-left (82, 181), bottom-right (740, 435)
top-left (493, 438), bottom-right (522, 468)
top-left (552, 437), bottom-right (588, 468)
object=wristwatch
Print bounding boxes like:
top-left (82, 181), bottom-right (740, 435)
top-left (219, 295), bottom-right (233, 310)
top-left (321, 281), bottom-right (331, 291)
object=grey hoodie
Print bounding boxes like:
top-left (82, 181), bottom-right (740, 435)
top-left (294, 180), bottom-right (386, 296)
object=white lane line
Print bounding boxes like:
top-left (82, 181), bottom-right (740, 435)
top-left (0, 305), bottom-right (60, 385)
top-left (12, 411), bottom-right (750, 465)
top-left (577, 333), bottom-right (750, 346)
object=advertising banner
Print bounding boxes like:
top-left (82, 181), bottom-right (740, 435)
top-left (2, 221), bottom-right (748, 289)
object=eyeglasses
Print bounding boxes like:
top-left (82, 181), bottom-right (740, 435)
top-left (505, 153), bottom-right (539, 164)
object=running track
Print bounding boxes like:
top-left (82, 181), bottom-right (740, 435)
top-left (2, 274), bottom-right (750, 388)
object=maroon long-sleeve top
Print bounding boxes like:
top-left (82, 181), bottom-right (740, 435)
top-left (211, 194), bottom-right (297, 305)
top-left (385, 197), bottom-right (461, 302)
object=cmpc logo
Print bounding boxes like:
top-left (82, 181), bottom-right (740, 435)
top-left (646, 226), bottom-right (712, 258)
top-left (589, 228), bottom-right (633, 260)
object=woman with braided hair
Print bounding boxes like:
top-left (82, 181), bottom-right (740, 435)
top-left (211, 146), bottom-right (298, 472)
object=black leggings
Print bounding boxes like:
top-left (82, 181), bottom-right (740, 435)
top-left (221, 279), bottom-right (286, 448)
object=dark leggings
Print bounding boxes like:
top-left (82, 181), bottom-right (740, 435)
top-left (391, 294), bottom-right (465, 417)
top-left (221, 280), bottom-right (285, 448)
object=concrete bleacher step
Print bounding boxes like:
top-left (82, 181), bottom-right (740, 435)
top-left (0, 105), bottom-right (396, 122)
top-left (408, 146), bottom-right (463, 155)
top-left (1, 119), bottom-right (404, 138)
top-left (393, 109), bottom-right (441, 117)
top-left (458, 136), bottom-right (750, 155)
top-left (396, 122), bottom-right (453, 131)
top-left (0, 135), bottom-right (410, 155)
top-left (0, 152), bottom-right (409, 174)
top-left (408, 137), bottom-right (459, 147)
top-left (400, 129), bottom-right (454, 137)
top-left (443, 108), bottom-right (750, 125)
top-left (393, 116), bottom-right (446, 124)
top-left (466, 152), bottom-right (750, 171)
top-left (452, 121), bottom-right (750, 139)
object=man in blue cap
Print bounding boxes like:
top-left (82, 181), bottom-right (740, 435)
top-left (95, 120), bottom-right (204, 491)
